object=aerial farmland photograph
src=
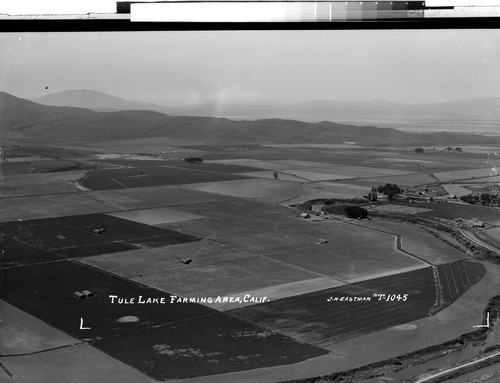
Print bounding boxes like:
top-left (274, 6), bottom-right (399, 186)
top-left (1, 28), bottom-right (500, 383)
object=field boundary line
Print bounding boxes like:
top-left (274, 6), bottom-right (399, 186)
top-left (346, 221), bottom-right (434, 267)
top-left (0, 257), bottom-right (68, 270)
top-left (430, 267), bottom-right (444, 315)
top-left (109, 177), bottom-right (128, 189)
top-left (418, 164), bottom-right (440, 182)
top-left (0, 362), bottom-right (13, 378)
top-left (0, 342), bottom-right (84, 358)
top-left (211, 238), bottom-right (348, 284)
top-left (0, 190), bottom-right (81, 200)
top-left (76, 191), bottom-right (129, 211)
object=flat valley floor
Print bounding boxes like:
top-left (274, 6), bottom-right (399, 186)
top-left (1, 140), bottom-right (499, 382)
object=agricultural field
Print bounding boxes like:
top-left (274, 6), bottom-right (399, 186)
top-left (0, 213), bottom-right (200, 259)
top-left (355, 219), bottom-right (469, 264)
top-left (0, 193), bottom-right (118, 223)
top-left (0, 261), bottom-right (327, 380)
top-left (1, 139), bottom-right (497, 382)
top-left (437, 260), bottom-right (486, 308)
top-left (415, 201), bottom-right (500, 222)
top-left (442, 184), bottom-right (474, 197)
top-left (434, 167), bottom-right (499, 182)
top-left (231, 267), bottom-right (438, 348)
top-left (80, 165), bottom-right (253, 190)
top-left (0, 170), bottom-right (86, 198)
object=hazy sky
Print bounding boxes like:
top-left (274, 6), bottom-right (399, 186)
top-left (1, 29), bottom-right (499, 104)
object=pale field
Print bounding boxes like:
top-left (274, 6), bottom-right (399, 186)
top-left (442, 184), bottom-right (473, 197)
top-left (128, 256), bottom-right (319, 298)
top-left (208, 158), bottom-right (416, 179)
top-left (3, 156), bottom-right (49, 163)
top-left (107, 207), bottom-right (204, 225)
top-left (92, 138), bottom-right (206, 157)
top-left (81, 241), bottom-right (342, 311)
top-left (0, 193), bottom-right (117, 222)
top-left (94, 136), bottom-right (204, 149)
top-left (465, 175), bottom-right (500, 183)
top-left (271, 160), bottom-right (416, 177)
top-left (355, 220), bottom-right (469, 264)
top-left (0, 300), bottom-right (76, 355)
top-left (375, 157), bottom-right (439, 165)
top-left (434, 168), bottom-right (499, 182)
top-left (206, 159), bottom-right (303, 171)
top-left (485, 226), bottom-right (500, 242)
top-left (1, 343), bottom-right (154, 383)
top-left (368, 204), bottom-right (433, 215)
top-left (80, 241), bottom-right (255, 279)
top-left (361, 173), bottom-right (436, 186)
top-left (292, 182), bottom-right (371, 202)
top-left (88, 185), bottom-right (240, 210)
top-left (0, 171), bottom-right (86, 198)
top-left (180, 178), bottom-right (299, 203)
top-left (280, 169), bottom-right (345, 182)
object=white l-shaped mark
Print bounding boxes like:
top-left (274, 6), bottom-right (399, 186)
top-left (473, 312), bottom-right (490, 328)
top-left (80, 318), bottom-right (91, 330)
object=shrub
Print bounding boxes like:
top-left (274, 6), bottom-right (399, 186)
top-left (344, 205), bottom-right (368, 219)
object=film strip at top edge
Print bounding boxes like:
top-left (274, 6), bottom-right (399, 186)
top-left (119, 1), bottom-right (500, 22)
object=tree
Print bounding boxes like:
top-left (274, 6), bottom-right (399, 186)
top-left (273, 171), bottom-right (279, 180)
top-left (414, 148), bottom-right (424, 153)
top-left (377, 183), bottom-right (401, 199)
top-left (455, 147), bottom-right (462, 152)
top-left (344, 205), bottom-right (368, 219)
top-left (481, 193), bottom-right (491, 205)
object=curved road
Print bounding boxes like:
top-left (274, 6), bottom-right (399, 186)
top-left (457, 228), bottom-right (500, 255)
top-left (414, 351), bottom-right (500, 383)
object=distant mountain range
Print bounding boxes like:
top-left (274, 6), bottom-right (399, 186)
top-left (33, 89), bottom-right (172, 114)
top-left (2, 91), bottom-right (500, 146)
top-left (32, 89), bottom-right (500, 135)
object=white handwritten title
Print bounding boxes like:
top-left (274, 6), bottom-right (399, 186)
top-left (108, 294), bottom-right (269, 304)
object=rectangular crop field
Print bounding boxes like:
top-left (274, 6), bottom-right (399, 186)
top-left (0, 193), bottom-right (117, 223)
top-left (434, 168), bottom-right (498, 182)
top-left (80, 166), bottom-right (252, 190)
top-left (265, 236), bottom-right (422, 281)
top-left (231, 267), bottom-right (436, 347)
top-left (88, 185), bottom-right (234, 210)
top-left (0, 213), bottom-right (200, 258)
top-left (438, 260), bottom-right (486, 307)
top-left (416, 202), bottom-right (500, 222)
top-left (181, 179), bottom-right (299, 202)
top-left (128, 255), bottom-right (320, 298)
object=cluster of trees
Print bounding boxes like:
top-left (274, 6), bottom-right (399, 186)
top-left (184, 157), bottom-right (203, 164)
top-left (460, 193), bottom-right (498, 205)
top-left (344, 205), bottom-right (368, 219)
top-left (377, 183), bottom-right (401, 201)
top-left (415, 147), bottom-right (462, 153)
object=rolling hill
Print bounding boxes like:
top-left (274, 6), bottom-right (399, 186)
top-left (2, 92), bottom-right (500, 146)
top-left (33, 89), bottom-right (169, 113)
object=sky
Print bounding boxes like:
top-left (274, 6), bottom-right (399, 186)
top-left (1, 29), bottom-right (500, 105)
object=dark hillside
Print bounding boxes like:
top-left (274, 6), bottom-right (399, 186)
top-left (2, 92), bottom-right (500, 146)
